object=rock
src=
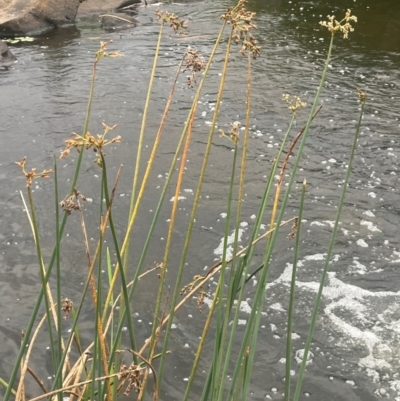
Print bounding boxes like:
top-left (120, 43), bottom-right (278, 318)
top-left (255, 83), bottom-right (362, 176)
top-left (0, 0), bottom-right (80, 38)
top-left (116, 0), bottom-right (142, 10)
top-left (77, 0), bottom-right (141, 16)
top-left (101, 13), bottom-right (138, 31)
top-left (0, 40), bottom-right (17, 68)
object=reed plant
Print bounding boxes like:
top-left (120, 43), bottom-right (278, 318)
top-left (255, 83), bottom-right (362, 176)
top-left (2, 2), bottom-right (364, 401)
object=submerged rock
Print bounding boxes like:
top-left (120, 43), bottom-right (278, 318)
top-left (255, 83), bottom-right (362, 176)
top-left (0, 0), bottom-right (80, 38)
top-left (0, 40), bottom-right (16, 68)
top-left (101, 13), bottom-right (138, 32)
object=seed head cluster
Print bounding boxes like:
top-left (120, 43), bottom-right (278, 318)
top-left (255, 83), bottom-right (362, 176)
top-left (155, 9), bottom-right (187, 34)
top-left (282, 94), bottom-right (307, 115)
top-left (221, 0), bottom-right (261, 59)
top-left (320, 9), bottom-right (357, 39)
top-left (61, 122), bottom-right (120, 167)
top-left (15, 157), bottom-right (53, 188)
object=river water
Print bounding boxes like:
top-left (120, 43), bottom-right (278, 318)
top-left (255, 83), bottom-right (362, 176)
top-left (1, 0), bottom-right (400, 400)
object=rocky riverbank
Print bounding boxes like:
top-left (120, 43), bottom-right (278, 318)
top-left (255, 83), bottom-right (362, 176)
top-left (0, 0), bottom-right (141, 38)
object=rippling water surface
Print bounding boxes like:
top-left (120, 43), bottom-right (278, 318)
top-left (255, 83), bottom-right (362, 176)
top-left (1, 0), bottom-right (399, 399)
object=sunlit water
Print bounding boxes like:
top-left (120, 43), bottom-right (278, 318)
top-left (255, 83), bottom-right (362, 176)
top-left (1, 0), bottom-right (399, 399)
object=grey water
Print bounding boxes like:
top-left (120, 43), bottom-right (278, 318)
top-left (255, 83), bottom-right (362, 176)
top-left (1, 0), bottom-right (400, 399)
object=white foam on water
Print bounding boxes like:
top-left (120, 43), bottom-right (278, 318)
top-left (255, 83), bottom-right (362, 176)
top-left (310, 221), bottom-right (325, 226)
top-left (269, 260), bottom-right (400, 392)
top-left (324, 220), bottom-right (335, 228)
top-left (361, 220), bottom-right (382, 232)
top-left (357, 239), bottom-right (369, 247)
top-left (294, 349), bottom-right (314, 365)
top-left (169, 196), bottom-right (186, 202)
top-left (269, 302), bottom-right (285, 312)
top-left (304, 253), bottom-right (326, 261)
top-left (240, 300), bottom-right (252, 314)
top-left (350, 259), bottom-right (368, 275)
top-left (213, 228), bottom-right (245, 259)
top-left (363, 210), bottom-right (376, 217)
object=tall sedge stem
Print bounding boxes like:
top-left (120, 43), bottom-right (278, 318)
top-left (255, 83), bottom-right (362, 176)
top-left (158, 25), bottom-right (232, 392)
top-left (110, 21), bottom-right (228, 360)
top-left (216, 52), bottom-right (252, 401)
top-left (123, 22), bottom-right (164, 271)
top-left (77, 190), bottom-right (112, 401)
top-left (104, 54), bottom-right (185, 329)
top-left (228, 33), bottom-right (335, 401)
top-left (149, 93), bottom-right (197, 392)
top-left (4, 47), bottom-right (101, 401)
top-left (212, 139), bottom-right (238, 401)
top-left (54, 158), bottom-right (62, 401)
top-left (293, 90), bottom-right (366, 401)
top-left (27, 188), bottom-right (57, 374)
top-left (284, 179), bottom-right (306, 401)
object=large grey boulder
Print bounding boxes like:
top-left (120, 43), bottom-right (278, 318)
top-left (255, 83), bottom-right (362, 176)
top-left (0, 40), bottom-right (16, 68)
top-left (0, 0), bottom-right (80, 38)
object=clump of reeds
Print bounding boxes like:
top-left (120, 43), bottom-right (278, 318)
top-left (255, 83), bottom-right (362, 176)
top-left (1, 3), bottom-right (364, 401)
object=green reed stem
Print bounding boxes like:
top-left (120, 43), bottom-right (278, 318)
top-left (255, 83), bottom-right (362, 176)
top-left (4, 48), bottom-right (102, 401)
top-left (108, 21), bottom-right (228, 364)
top-left (293, 91), bottom-right (366, 401)
top-left (123, 22), bottom-right (164, 272)
top-left (102, 54), bottom-right (185, 326)
top-left (233, 33), bottom-right (334, 400)
top-left (150, 101), bottom-right (198, 397)
top-left (211, 140), bottom-right (238, 401)
top-left (226, 121), bottom-right (295, 401)
top-left (158, 22), bottom-right (231, 393)
top-left (53, 157), bottom-right (62, 401)
top-left (230, 51), bottom-right (252, 290)
top-left (100, 154), bottom-right (136, 354)
top-left (214, 50), bottom-right (253, 401)
top-left (284, 179), bottom-right (306, 401)
top-left (51, 166), bottom-right (122, 397)
top-left (27, 187), bottom-right (57, 372)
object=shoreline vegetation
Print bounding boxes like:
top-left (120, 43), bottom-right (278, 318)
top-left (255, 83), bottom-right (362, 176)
top-left (2, 2), bottom-right (365, 400)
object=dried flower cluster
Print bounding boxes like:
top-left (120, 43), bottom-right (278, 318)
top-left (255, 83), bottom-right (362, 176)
top-left (182, 47), bottom-right (205, 87)
top-left (60, 188), bottom-right (91, 215)
top-left (180, 274), bottom-right (208, 311)
top-left (320, 9), bottom-right (357, 39)
top-left (61, 122), bottom-right (120, 167)
top-left (282, 94), bottom-right (307, 115)
top-left (61, 298), bottom-right (73, 319)
top-left (287, 217), bottom-right (298, 239)
top-left (95, 40), bottom-right (123, 62)
top-left (15, 157), bottom-right (53, 188)
top-left (357, 87), bottom-right (366, 104)
top-left (219, 121), bottom-right (241, 145)
top-left (221, 0), bottom-right (261, 59)
top-left (155, 9), bottom-right (187, 34)
top-left (117, 363), bottom-right (144, 396)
